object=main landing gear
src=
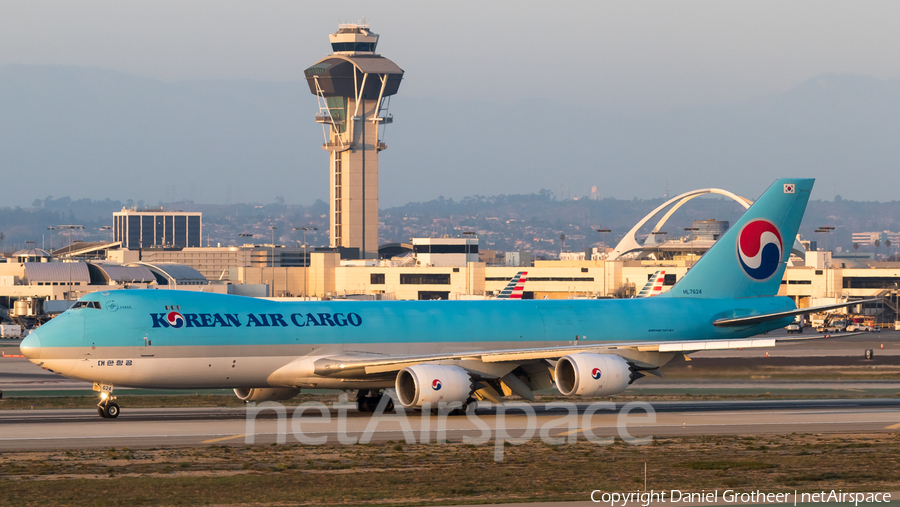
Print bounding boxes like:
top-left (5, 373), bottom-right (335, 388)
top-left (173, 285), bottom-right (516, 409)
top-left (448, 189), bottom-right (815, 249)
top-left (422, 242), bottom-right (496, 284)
top-left (356, 389), bottom-right (395, 413)
top-left (425, 398), bottom-right (478, 416)
top-left (96, 385), bottom-right (120, 419)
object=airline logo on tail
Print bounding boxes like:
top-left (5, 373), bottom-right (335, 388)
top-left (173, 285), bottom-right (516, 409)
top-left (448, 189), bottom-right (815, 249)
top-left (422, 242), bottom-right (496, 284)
top-left (737, 219), bottom-right (783, 281)
top-left (496, 271), bottom-right (528, 299)
top-left (637, 270), bottom-right (666, 298)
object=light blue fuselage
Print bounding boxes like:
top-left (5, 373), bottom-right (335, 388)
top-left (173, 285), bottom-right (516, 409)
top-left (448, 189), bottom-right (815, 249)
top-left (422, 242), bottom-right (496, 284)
top-left (22, 289), bottom-right (795, 389)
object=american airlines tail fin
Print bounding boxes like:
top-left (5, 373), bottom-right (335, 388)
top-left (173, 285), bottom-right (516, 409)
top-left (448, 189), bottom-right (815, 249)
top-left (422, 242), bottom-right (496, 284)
top-left (496, 271), bottom-right (528, 299)
top-left (662, 178), bottom-right (813, 299)
top-left (636, 270), bottom-right (665, 298)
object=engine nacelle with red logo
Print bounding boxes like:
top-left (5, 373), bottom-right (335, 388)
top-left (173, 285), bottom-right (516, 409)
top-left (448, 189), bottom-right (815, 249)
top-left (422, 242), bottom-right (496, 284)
top-left (554, 353), bottom-right (633, 397)
top-left (233, 387), bottom-right (302, 403)
top-left (395, 364), bottom-right (473, 408)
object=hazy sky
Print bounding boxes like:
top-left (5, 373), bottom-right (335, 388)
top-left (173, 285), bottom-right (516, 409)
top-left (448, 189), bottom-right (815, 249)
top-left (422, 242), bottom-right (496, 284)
top-left (3, 1), bottom-right (900, 207)
top-left (3, 1), bottom-right (899, 112)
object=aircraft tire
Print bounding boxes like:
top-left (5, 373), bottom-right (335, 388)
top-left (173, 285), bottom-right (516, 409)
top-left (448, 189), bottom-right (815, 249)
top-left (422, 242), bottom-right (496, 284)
top-left (105, 403), bottom-right (120, 419)
top-left (98, 407), bottom-right (108, 418)
top-left (356, 398), bottom-right (369, 412)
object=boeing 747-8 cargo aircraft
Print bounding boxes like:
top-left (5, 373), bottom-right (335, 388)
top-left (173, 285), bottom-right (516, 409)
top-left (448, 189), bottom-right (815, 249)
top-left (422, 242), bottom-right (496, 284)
top-left (20, 179), bottom-right (874, 418)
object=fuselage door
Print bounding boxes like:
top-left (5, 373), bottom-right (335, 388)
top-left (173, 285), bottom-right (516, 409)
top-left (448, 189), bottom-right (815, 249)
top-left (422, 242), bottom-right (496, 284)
top-left (140, 329), bottom-right (154, 357)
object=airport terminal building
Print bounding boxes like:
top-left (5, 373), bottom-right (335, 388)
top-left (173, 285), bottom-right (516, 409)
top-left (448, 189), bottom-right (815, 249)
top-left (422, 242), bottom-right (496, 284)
top-left (113, 208), bottom-right (202, 249)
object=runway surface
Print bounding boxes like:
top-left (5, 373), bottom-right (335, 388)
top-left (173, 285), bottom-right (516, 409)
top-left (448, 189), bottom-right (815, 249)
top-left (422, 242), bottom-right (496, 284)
top-left (2, 398), bottom-right (899, 451)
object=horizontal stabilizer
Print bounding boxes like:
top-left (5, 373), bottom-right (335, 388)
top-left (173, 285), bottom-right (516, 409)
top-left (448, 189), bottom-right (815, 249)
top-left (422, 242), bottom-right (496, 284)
top-left (713, 298), bottom-right (883, 327)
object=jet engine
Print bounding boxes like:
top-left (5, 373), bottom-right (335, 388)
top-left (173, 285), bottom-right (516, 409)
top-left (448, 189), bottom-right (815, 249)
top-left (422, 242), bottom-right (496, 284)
top-left (233, 387), bottom-right (302, 403)
top-left (395, 364), bottom-right (473, 408)
top-left (554, 353), bottom-right (635, 397)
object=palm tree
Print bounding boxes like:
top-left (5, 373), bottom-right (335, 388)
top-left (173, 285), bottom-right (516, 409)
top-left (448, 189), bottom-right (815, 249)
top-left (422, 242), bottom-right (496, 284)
top-left (874, 239), bottom-right (881, 259)
top-left (853, 242), bottom-right (860, 252)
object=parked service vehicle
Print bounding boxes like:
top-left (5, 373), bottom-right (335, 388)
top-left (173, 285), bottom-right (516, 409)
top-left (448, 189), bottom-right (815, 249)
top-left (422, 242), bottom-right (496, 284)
top-left (818, 319), bottom-right (848, 333)
top-left (785, 323), bottom-right (803, 333)
top-left (0, 324), bottom-right (22, 338)
top-left (846, 323), bottom-right (872, 332)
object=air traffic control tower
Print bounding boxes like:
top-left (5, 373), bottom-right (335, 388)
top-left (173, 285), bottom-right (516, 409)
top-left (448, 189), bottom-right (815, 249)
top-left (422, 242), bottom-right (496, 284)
top-left (304, 24), bottom-right (403, 259)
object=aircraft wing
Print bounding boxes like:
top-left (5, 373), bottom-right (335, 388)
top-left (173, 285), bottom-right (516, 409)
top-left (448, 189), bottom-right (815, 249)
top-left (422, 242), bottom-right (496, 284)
top-left (311, 332), bottom-right (833, 377)
top-left (282, 297), bottom-right (883, 381)
top-left (713, 298), bottom-right (882, 327)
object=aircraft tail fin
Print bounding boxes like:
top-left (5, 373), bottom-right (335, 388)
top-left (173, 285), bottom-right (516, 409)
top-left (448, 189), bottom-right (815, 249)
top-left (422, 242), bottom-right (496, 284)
top-left (662, 178), bottom-right (813, 299)
top-left (636, 270), bottom-right (665, 298)
top-left (496, 271), bottom-right (527, 299)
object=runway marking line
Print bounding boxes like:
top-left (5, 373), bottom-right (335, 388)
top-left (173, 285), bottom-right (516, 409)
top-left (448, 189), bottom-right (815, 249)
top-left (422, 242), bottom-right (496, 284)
top-left (884, 422), bottom-right (900, 430)
top-left (201, 434), bottom-right (246, 443)
top-left (556, 427), bottom-right (594, 437)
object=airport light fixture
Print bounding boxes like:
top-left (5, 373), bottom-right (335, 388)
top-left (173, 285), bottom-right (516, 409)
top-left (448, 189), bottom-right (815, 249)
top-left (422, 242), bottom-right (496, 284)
top-left (462, 230), bottom-right (477, 259)
top-left (56, 225), bottom-right (84, 300)
top-left (684, 227), bottom-right (699, 264)
top-left (815, 226), bottom-right (835, 298)
top-left (463, 231), bottom-right (477, 295)
top-left (99, 225), bottom-right (112, 243)
top-left (270, 226), bottom-right (277, 297)
top-left (47, 226), bottom-right (57, 253)
top-left (651, 231), bottom-right (667, 261)
top-left (595, 228), bottom-right (611, 296)
top-left (294, 227), bottom-right (318, 300)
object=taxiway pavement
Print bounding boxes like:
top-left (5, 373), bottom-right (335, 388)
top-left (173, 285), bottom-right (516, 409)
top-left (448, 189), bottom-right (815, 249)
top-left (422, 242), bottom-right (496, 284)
top-left (1, 398), bottom-right (899, 451)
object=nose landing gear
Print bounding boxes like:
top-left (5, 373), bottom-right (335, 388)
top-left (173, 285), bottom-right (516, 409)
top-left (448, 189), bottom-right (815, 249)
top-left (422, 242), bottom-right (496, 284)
top-left (98, 401), bottom-right (120, 419)
top-left (95, 384), bottom-right (120, 419)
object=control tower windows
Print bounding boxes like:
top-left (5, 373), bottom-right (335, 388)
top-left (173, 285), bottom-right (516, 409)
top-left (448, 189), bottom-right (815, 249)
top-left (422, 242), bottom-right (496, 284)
top-left (331, 42), bottom-right (376, 53)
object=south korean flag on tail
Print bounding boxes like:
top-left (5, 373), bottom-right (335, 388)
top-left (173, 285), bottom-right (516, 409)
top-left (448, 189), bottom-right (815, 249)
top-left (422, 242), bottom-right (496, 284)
top-left (783, 183), bottom-right (795, 194)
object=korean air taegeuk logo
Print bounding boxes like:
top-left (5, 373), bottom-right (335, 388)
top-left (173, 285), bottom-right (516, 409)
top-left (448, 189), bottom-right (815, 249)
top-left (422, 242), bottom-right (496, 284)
top-left (736, 219), bottom-right (783, 281)
top-left (166, 311), bottom-right (185, 328)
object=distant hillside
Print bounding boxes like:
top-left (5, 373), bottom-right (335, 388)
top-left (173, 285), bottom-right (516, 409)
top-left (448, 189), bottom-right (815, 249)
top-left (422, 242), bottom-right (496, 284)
top-left (382, 193), bottom-right (900, 255)
top-left (2, 193), bottom-right (897, 258)
top-left (2, 65), bottom-right (900, 208)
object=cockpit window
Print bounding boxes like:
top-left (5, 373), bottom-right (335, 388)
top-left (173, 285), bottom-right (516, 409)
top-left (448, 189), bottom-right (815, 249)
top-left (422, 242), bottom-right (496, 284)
top-left (72, 301), bottom-right (102, 309)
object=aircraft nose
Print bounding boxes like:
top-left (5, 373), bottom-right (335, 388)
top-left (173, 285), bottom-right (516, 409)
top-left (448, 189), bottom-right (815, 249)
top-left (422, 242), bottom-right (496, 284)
top-left (19, 331), bottom-right (41, 361)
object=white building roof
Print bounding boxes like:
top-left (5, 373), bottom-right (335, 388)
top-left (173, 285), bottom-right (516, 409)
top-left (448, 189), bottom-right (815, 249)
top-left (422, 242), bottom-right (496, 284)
top-left (24, 262), bottom-right (90, 283)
